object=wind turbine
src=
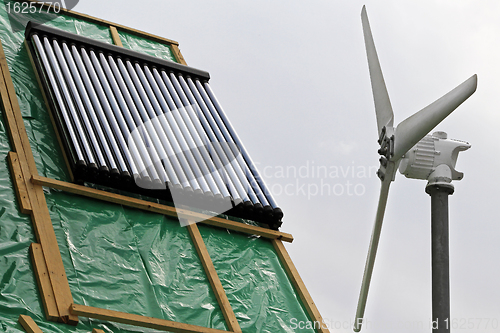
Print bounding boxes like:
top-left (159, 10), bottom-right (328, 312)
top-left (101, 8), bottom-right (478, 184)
top-left (354, 6), bottom-right (477, 332)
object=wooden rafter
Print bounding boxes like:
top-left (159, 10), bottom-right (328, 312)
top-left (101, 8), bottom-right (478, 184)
top-left (170, 44), bottom-right (188, 65)
top-left (0, 38), bottom-right (77, 324)
top-left (18, 315), bottom-right (44, 333)
top-left (7, 152), bottom-right (31, 213)
top-left (187, 223), bottom-right (242, 332)
top-left (109, 25), bottom-right (123, 47)
top-left (29, 243), bottom-right (58, 322)
top-left (71, 304), bottom-right (229, 333)
top-left (272, 239), bottom-right (331, 333)
top-left (31, 174), bottom-right (293, 242)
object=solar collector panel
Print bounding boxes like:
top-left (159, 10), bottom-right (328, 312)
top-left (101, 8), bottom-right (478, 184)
top-left (26, 22), bottom-right (283, 228)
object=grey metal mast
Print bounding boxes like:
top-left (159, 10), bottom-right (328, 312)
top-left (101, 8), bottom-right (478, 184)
top-left (401, 131), bottom-right (470, 333)
top-left (427, 183), bottom-right (452, 333)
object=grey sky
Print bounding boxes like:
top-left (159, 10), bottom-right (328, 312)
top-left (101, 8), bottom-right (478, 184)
top-left (70, 1), bottom-right (499, 332)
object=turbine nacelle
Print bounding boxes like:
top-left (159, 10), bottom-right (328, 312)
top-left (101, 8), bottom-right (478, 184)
top-left (399, 131), bottom-right (471, 188)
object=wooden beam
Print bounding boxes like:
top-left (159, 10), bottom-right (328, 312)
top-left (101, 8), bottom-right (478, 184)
top-left (0, 39), bottom-right (59, 322)
top-left (29, 243), bottom-right (59, 321)
top-left (31, 175), bottom-right (293, 242)
top-left (0, 41), bottom-right (37, 172)
top-left (272, 239), bottom-right (330, 333)
top-left (71, 304), bottom-right (228, 333)
top-left (18, 315), bottom-right (44, 333)
top-left (92, 329), bottom-right (105, 333)
top-left (0, 38), bottom-right (77, 325)
top-left (170, 44), bottom-right (187, 65)
top-left (109, 26), bottom-right (123, 47)
top-left (201, 216), bottom-right (292, 242)
top-left (7, 152), bottom-right (32, 214)
top-left (18, 0), bottom-right (179, 46)
top-left (30, 180), bottom-right (78, 323)
top-left (187, 223), bottom-right (241, 332)
top-left (0, 45), bottom-right (24, 156)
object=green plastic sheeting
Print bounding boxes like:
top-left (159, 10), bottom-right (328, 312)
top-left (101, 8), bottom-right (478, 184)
top-left (0, 1), bottom-right (317, 332)
top-left (118, 30), bottom-right (177, 62)
top-left (199, 225), bottom-right (315, 333)
top-left (47, 190), bottom-right (227, 332)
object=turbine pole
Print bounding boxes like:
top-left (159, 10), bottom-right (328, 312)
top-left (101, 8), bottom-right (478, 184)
top-left (398, 131), bottom-right (470, 333)
top-left (426, 183), bottom-right (453, 333)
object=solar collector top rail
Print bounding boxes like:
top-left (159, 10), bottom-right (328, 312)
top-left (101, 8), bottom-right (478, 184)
top-left (25, 21), bottom-right (283, 228)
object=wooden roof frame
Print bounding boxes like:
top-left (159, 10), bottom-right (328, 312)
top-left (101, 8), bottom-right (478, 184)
top-left (3, 2), bottom-right (329, 332)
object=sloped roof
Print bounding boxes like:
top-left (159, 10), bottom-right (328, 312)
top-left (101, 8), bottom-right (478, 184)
top-left (0, 1), bottom-right (328, 332)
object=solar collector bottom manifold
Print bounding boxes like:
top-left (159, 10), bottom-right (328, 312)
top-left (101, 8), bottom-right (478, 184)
top-left (26, 21), bottom-right (283, 228)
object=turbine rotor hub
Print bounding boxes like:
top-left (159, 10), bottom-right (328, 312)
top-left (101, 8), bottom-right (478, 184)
top-left (376, 126), bottom-right (395, 181)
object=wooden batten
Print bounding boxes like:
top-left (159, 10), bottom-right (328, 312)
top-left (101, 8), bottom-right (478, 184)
top-left (272, 239), bottom-right (330, 333)
top-left (7, 152), bottom-right (32, 214)
top-left (18, 315), bottom-right (44, 333)
top-left (170, 44), bottom-right (187, 65)
top-left (29, 243), bottom-right (59, 321)
top-left (187, 223), bottom-right (241, 332)
top-left (31, 175), bottom-right (293, 242)
top-left (71, 304), bottom-right (228, 333)
top-left (109, 25), bottom-right (123, 47)
top-left (0, 38), bottom-right (77, 324)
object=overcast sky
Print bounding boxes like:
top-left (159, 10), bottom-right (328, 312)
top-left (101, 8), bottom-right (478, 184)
top-left (69, 1), bottom-right (499, 332)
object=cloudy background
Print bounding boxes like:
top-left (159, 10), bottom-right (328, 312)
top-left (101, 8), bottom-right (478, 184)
top-left (68, 1), bottom-right (499, 332)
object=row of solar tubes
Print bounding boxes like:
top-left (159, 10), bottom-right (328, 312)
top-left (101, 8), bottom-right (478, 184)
top-left (31, 34), bottom-right (283, 220)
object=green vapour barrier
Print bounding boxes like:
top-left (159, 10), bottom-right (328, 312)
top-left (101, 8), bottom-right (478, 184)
top-left (0, 1), bottom-right (316, 331)
top-left (118, 29), bottom-right (177, 62)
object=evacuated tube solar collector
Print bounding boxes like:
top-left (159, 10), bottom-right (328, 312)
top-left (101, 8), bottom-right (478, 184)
top-left (26, 21), bottom-right (283, 228)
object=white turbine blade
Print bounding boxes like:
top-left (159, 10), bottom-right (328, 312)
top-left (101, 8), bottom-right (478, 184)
top-left (393, 74), bottom-right (477, 160)
top-left (361, 6), bottom-right (394, 136)
top-left (354, 161), bottom-right (395, 332)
